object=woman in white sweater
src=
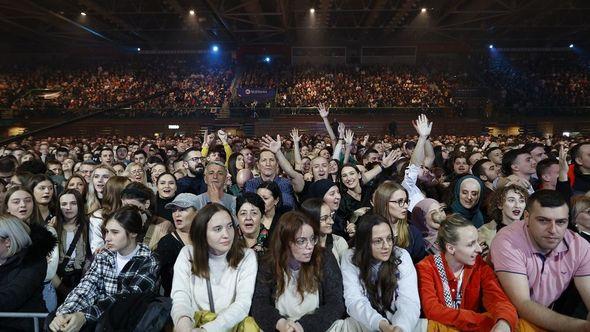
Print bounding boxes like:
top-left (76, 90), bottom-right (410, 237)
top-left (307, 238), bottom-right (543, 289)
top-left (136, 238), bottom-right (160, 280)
top-left (341, 214), bottom-right (421, 332)
top-left (171, 202), bottom-right (257, 332)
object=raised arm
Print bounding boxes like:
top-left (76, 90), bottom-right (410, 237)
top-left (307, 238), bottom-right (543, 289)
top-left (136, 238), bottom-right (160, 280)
top-left (362, 149), bottom-right (402, 184)
top-left (424, 139), bottom-right (435, 169)
top-left (343, 129), bottom-right (354, 165)
top-left (409, 114), bottom-right (432, 167)
top-left (261, 135), bottom-right (305, 193)
top-left (318, 103), bottom-right (336, 144)
top-left (332, 123), bottom-right (346, 160)
top-left (290, 129), bottom-right (303, 170)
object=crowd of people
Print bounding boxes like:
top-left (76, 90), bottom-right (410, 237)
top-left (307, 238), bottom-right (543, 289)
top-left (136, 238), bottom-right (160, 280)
top-left (0, 58), bottom-right (233, 118)
top-left (0, 106), bottom-right (590, 331)
top-left (2, 52), bottom-right (589, 119)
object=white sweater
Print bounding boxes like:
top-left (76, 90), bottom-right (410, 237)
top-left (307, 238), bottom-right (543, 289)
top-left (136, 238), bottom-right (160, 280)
top-left (89, 211), bottom-right (104, 253)
top-left (341, 248), bottom-right (420, 332)
top-left (171, 246), bottom-right (258, 331)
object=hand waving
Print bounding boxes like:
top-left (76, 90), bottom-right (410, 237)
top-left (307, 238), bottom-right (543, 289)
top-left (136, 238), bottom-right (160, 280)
top-left (412, 114), bottom-right (433, 137)
top-left (290, 128), bottom-right (301, 143)
top-left (261, 135), bottom-right (282, 154)
top-left (318, 103), bottom-right (329, 118)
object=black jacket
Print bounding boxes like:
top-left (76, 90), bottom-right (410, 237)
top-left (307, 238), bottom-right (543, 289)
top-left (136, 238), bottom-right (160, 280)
top-left (0, 223), bottom-right (57, 332)
top-left (251, 250), bottom-right (345, 332)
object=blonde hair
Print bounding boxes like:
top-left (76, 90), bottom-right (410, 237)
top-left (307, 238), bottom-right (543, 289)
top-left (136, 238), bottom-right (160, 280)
top-left (124, 162), bottom-right (147, 185)
top-left (437, 213), bottom-right (473, 252)
top-left (372, 181), bottom-right (411, 248)
top-left (85, 164), bottom-right (116, 214)
top-left (572, 196), bottom-right (590, 226)
top-left (0, 214), bottom-right (31, 256)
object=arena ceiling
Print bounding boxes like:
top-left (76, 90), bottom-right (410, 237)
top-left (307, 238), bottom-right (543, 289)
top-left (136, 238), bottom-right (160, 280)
top-left (0, 0), bottom-right (589, 52)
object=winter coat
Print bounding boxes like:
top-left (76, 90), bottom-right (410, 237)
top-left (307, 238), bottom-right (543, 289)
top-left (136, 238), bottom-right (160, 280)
top-left (0, 223), bottom-right (57, 332)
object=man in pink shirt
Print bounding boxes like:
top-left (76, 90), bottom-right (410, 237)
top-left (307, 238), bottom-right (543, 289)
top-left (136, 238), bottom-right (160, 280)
top-left (491, 190), bottom-right (590, 331)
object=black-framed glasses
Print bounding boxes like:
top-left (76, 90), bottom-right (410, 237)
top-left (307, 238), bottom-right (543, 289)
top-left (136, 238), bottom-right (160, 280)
top-left (389, 199), bottom-right (408, 207)
top-left (294, 236), bottom-right (318, 248)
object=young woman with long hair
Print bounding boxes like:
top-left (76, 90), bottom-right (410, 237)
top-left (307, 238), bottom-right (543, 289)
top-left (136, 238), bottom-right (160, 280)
top-left (154, 172), bottom-right (177, 224)
top-left (251, 211), bottom-right (345, 332)
top-left (372, 180), bottom-right (426, 263)
top-left (171, 203), bottom-right (257, 332)
top-left (50, 206), bottom-right (159, 332)
top-left (85, 164), bottom-right (115, 215)
top-left (341, 214), bottom-right (421, 331)
top-left (28, 174), bottom-right (57, 225)
top-left (300, 198), bottom-right (348, 263)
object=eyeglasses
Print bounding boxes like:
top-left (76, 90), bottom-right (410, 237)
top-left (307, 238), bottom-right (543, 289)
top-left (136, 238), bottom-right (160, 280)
top-left (320, 212), bottom-right (335, 223)
top-left (294, 236), bottom-right (318, 248)
top-left (130, 169), bottom-right (143, 175)
top-left (371, 236), bottom-right (394, 248)
top-left (389, 199), bottom-right (408, 207)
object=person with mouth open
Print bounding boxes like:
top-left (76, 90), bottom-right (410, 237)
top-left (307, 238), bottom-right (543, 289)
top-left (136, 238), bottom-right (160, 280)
top-left (236, 192), bottom-right (269, 253)
top-left (341, 214), bottom-right (422, 332)
top-left (171, 203), bottom-right (257, 332)
top-left (155, 192), bottom-right (199, 296)
top-left (251, 210), bottom-right (346, 332)
top-left (417, 214), bottom-right (518, 332)
top-left (491, 190), bottom-right (590, 331)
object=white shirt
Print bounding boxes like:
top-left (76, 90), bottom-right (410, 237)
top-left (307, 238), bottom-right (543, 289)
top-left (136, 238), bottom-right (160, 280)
top-left (402, 164), bottom-right (426, 212)
top-left (171, 246), bottom-right (257, 332)
top-left (341, 248), bottom-right (421, 332)
top-left (115, 245), bottom-right (139, 275)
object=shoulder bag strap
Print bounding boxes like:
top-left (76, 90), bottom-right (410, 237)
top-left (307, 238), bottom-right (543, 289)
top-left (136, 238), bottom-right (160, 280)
top-left (206, 278), bottom-right (215, 313)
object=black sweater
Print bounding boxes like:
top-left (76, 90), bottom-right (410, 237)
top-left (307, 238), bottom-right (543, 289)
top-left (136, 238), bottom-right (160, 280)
top-left (251, 250), bottom-right (345, 332)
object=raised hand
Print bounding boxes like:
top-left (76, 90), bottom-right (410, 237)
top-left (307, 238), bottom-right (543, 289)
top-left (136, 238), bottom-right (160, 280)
top-left (382, 149), bottom-right (403, 168)
top-left (318, 103), bottom-right (329, 118)
top-left (337, 122), bottom-right (345, 138)
top-left (344, 129), bottom-right (354, 146)
top-left (217, 129), bottom-right (228, 143)
top-left (261, 134), bottom-right (282, 154)
top-left (290, 128), bottom-right (301, 143)
top-left (558, 144), bottom-right (569, 179)
top-left (412, 114), bottom-right (433, 137)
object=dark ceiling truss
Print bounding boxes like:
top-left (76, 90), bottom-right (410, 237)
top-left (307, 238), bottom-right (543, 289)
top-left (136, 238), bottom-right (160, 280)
top-left (0, 0), bottom-right (590, 51)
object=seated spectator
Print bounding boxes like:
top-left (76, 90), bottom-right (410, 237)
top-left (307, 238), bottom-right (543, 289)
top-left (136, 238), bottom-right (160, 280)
top-left (171, 203), bottom-right (257, 332)
top-left (155, 193), bottom-right (198, 296)
top-left (450, 175), bottom-right (485, 228)
top-left (341, 214), bottom-right (421, 331)
top-left (245, 149), bottom-right (296, 210)
top-left (0, 215), bottom-right (56, 332)
top-left (50, 206), bottom-right (159, 332)
top-left (236, 192), bottom-right (268, 253)
top-left (194, 161), bottom-right (236, 214)
top-left (301, 198), bottom-right (349, 263)
top-left (251, 211), bottom-right (345, 332)
top-left (417, 214), bottom-right (517, 331)
top-left (491, 190), bottom-right (590, 330)
top-left (154, 172), bottom-right (177, 223)
top-left (412, 198), bottom-right (446, 254)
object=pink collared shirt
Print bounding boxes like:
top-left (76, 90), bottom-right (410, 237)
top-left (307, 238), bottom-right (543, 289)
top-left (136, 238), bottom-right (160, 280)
top-left (490, 220), bottom-right (590, 306)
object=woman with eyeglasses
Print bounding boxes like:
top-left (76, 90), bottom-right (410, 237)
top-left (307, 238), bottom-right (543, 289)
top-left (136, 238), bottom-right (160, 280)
top-left (341, 214), bottom-right (421, 332)
top-left (301, 198), bottom-right (348, 264)
top-left (125, 162), bottom-right (147, 185)
top-left (251, 211), bottom-right (346, 332)
top-left (171, 203), bottom-right (257, 332)
top-left (236, 192), bottom-right (268, 253)
top-left (372, 181), bottom-right (426, 264)
top-left (416, 214), bottom-right (517, 331)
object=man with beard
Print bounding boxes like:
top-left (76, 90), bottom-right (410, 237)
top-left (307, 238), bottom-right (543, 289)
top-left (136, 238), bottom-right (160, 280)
top-left (176, 148), bottom-right (206, 195)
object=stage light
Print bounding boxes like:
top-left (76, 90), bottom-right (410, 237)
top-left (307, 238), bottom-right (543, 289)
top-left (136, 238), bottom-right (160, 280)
top-left (489, 44), bottom-right (494, 49)
top-left (421, 8), bottom-right (427, 13)
top-left (569, 44), bottom-right (574, 48)
top-left (189, 10), bottom-right (195, 16)
top-left (310, 8), bottom-right (315, 14)
top-left (168, 125), bottom-right (180, 130)
top-left (80, 12), bottom-right (87, 16)
top-left (211, 45), bottom-right (219, 52)
top-left (563, 131), bottom-right (571, 137)
top-left (264, 56), bottom-right (271, 63)
top-left (137, 47), bottom-right (141, 52)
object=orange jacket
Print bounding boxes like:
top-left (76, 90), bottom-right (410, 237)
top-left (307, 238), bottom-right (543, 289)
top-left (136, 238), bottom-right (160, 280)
top-left (416, 254), bottom-right (518, 331)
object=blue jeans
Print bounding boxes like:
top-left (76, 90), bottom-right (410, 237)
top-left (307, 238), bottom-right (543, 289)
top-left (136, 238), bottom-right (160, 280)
top-left (43, 282), bottom-right (57, 312)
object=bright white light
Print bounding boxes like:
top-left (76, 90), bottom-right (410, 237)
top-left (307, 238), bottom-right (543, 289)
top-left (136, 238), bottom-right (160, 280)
top-left (563, 131), bottom-right (570, 137)
top-left (310, 8), bottom-right (315, 14)
top-left (212, 45), bottom-right (219, 52)
top-left (569, 44), bottom-right (574, 48)
top-left (264, 56), bottom-right (271, 63)
top-left (137, 47), bottom-right (141, 52)
top-left (189, 10), bottom-right (195, 16)
top-left (421, 8), bottom-right (427, 13)
top-left (168, 125), bottom-right (180, 130)
top-left (80, 12), bottom-right (87, 16)
top-left (489, 44), bottom-right (494, 49)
